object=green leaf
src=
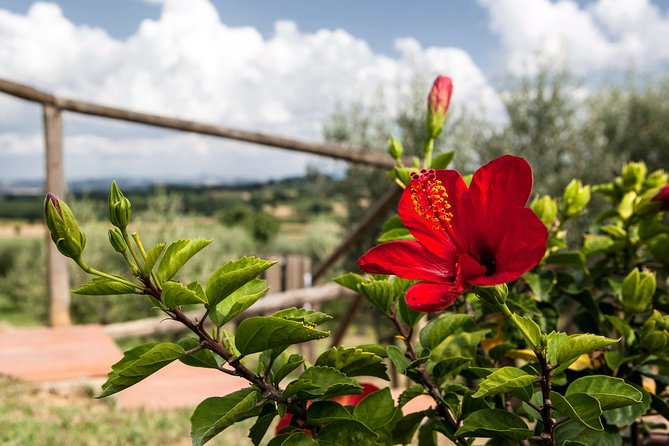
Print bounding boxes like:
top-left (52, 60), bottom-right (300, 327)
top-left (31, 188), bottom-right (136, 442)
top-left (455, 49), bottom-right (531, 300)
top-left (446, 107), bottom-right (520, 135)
top-left (158, 239), bottom-right (212, 281)
top-left (248, 404), bottom-right (277, 446)
top-left (398, 384), bottom-right (426, 408)
top-left (141, 242), bottom-right (165, 276)
top-left (285, 367), bottom-right (361, 399)
top-left (162, 280), bottom-right (207, 307)
top-left (391, 411), bottom-right (426, 445)
top-left (455, 409), bottom-right (533, 440)
top-left (282, 432), bottom-right (316, 446)
top-left (99, 343), bottom-right (183, 398)
top-left (583, 235), bottom-right (616, 256)
top-left (378, 227), bottom-right (414, 242)
top-left (430, 151), bottom-right (455, 169)
top-left (550, 391), bottom-right (603, 431)
top-left (555, 422), bottom-right (621, 446)
top-left (315, 346), bottom-right (389, 380)
top-left (177, 337), bottom-right (225, 370)
top-left (397, 293), bottom-right (425, 328)
top-left (316, 420), bottom-right (378, 446)
top-left (272, 307), bottom-right (332, 325)
top-left (205, 256), bottom-right (276, 307)
top-left (190, 388), bottom-right (262, 446)
top-left (566, 376), bottom-right (642, 410)
top-left (650, 394), bottom-right (669, 423)
top-left (602, 385), bottom-right (650, 427)
top-left (432, 356), bottom-right (472, 381)
top-left (472, 367), bottom-right (536, 398)
top-left (235, 316), bottom-right (329, 355)
top-left (510, 313), bottom-right (542, 348)
top-left (419, 313), bottom-right (472, 350)
top-left (353, 388), bottom-right (396, 430)
top-left (334, 272), bottom-right (366, 292)
top-left (210, 279), bottom-right (268, 326)
top-left (271, 353), bottom-right (305, 384)
top-left (386, 345), bottom-right (411, 373)
top-left (545, 251), bottom-right (587, 271)
top-left (306, 401), bottom-right (352, 424)
top-left (523, 271), bottom-right (556, 301)
top-left (357, 280), bottom-right (396, 314)
top-left (72, 276), bottom-right (137, 295)
top-left (550, 333), bottom-right (619, 374)
top-left (604, 316), bottom-right (634, 343)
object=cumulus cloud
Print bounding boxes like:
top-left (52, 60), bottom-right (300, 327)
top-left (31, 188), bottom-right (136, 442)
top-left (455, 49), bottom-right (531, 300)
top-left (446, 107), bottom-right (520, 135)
top-left (0, 0), bottom-right (502, 181)
top-left (479, 0), bottom-right (669, 74)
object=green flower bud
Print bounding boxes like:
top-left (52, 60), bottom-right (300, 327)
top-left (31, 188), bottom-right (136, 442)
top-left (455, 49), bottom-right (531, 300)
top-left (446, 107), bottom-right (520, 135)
top-left (44, 193), bottom-right (86, 259)
top-left (109, 180), bottom-right (131, 229)
top-left (108, 227), bottom-right (127, 253)
top-left (561, 179), bottom-right (591, 218)
top-left (531, 195), bottom-right (558, 228)
top-left (621, 268), bottom-right (656, 314)
top-left (387, 135), bottom-right (404, 160)
top-left (640, 311), bottom-right (669, 354)
top-left (644, 169), bottom-right (668, 189)
top-left (621, 161), bottom-right (647, 192)
top-left (474, 283), bottom-right (508, 307)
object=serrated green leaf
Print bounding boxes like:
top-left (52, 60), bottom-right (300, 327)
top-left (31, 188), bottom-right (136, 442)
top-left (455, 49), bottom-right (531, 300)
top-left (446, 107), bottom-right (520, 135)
top-left (306, 401), bottom-right (352, 424)
top-left (334, 272), bottom-right (366, 292)
top-left (419, 313), bottom-right (472, 350)
top-left (472, 367), bottom-right (536, 398)
top-left (315, 346), bottom-right (389, 380)
top-left (316, 420), bottom-right (378, 446)
top-left (162, 280), bottom-right (206, 307)
top-left (353, 388), bottom-right (396, 430)
top-left (177, 337), bottom-right (225, 370)
top-left (455, 409), bottom-right (532, 440)
top-left (552, 334), bottom-right (619, 374)
top-left (392, 410), bottom-right (425, 444)
top-left (554, 421), bottom-right (621, 446)
top-left (142, 242), bottom-right (165, 276)
top-left (158, 239), bottom-right (212, 281)
top-left (567, 376), bottom-right (642, 410)
top-left (190, 388), bottom-right (262, 446)
top-left (235, 316), bottom-right (329, 355)
top-left (432, 356), bottom-right (472, 381)
top-left (285, 366), bottom-right (361, 400)
top-left (99, 343), bottom-right (183, 398)
top-left (210, 279), bottom-right (268, 326)
top-left (358, 280), bottom-right (395, 314)
top-left (205, 256), bottom-right (276, 307)
top-left (551, 391), bottom-right (603, 431)
top-left (397, 292), bottom-right (424, 328)
top-left (356, 344), bottom-right (389, 358)
top-left (602, 385), bottom-right (650, 427)
top-left (72, 276), bottom-right (137, 296)
top-left (271, 353), bottom-right (305, 384)
top-left (272, 307), bottom-right (332, 325)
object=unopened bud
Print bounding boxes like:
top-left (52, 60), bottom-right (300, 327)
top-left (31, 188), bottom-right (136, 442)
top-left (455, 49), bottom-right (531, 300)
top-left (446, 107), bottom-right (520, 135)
top-left (621, 269), bottom-right (656, 314)
top-left (387, 135), bottom-right (404, 160)
top-left (475, 283), bottom-right (508, 307)
top-left (561, 179), bottom-right (590, 218)
top-left (621, 161), bottom-right (647, 193)
top-left (44, 193), bottom-right (86, 259)
top-left (109, 180), bottom-right (131, 229)
top-left (652, 184), bottom-right (669, 211)
top-left (531, 195), bottom-right (558, 228)
top-left (108, 227), bottom-right (127, 253)
top-left (427, 75), bottom-right (453, 139)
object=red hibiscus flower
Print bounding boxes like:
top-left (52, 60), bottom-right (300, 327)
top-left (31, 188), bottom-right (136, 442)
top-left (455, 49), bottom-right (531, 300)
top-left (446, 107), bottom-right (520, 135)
top-left (275, 383), bottom-right (379, 434)
top-left (358, 155), bottom-right (548, 312)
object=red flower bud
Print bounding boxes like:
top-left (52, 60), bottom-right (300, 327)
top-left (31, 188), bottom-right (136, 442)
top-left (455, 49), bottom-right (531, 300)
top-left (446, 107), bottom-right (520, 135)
top-left (653, 184), bottom-right (669, 211)
top-left (427, 75), bottom-right (453, 138)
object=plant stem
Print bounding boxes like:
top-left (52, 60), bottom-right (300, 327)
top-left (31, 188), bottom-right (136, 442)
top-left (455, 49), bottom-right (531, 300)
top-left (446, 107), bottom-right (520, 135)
top-left (122, 228), bottom-right (143, 268)
top-left (131, 232), bottom-right (162, 289)
top-left (424, 137), bottom-right (435, 169)
top-left (537, 351), bottom-right (555, 446)
top-left (388, 310), bottom-right (467, 446)
top-left (74, 257), bottom-right (141, 290)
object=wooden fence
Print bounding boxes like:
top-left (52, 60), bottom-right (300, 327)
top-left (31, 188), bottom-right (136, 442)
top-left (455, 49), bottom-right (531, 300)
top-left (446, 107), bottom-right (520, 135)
top-left (0, 77), bottom-right (401, 327)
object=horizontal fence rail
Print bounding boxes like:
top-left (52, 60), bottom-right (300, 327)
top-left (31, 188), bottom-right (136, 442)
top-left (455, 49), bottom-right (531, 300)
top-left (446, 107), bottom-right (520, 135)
top-left (0, 78), bottom-right (396, 169)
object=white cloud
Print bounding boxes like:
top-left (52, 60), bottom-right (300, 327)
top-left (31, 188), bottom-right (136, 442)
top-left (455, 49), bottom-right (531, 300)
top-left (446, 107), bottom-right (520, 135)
top-left (479, 0), bottom-right (669, 74)
top-left (0, 0), bottom-right (502, 181)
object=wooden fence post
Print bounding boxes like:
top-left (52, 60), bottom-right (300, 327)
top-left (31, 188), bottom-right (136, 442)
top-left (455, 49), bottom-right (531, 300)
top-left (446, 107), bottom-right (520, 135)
top-left (44, 104), bottom-right (71, 327)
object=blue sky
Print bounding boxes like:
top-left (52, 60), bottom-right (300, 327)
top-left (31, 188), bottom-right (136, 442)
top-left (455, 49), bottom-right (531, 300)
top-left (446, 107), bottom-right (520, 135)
top-left (1, 0), bottom-right (668, 183)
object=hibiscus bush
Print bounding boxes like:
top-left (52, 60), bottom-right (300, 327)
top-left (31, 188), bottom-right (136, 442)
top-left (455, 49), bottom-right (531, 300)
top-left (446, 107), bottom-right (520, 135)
top-left (43, 75), bottom-right (669, 446)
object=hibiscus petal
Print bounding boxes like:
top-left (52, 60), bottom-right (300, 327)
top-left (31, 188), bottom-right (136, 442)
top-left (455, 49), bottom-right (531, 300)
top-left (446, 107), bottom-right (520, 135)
top-left (405, 281), bottom-right (463, 312)
top-left (458, 253), bottom-right (488, 283)
top-left (398, 169), bottom-right (468, 257)
top-left (468, 207), bottom-right (548, 286)
top-left (468, 155), bottom-right (534, 225)
top-left (358, 240), bottom-right (456, 283)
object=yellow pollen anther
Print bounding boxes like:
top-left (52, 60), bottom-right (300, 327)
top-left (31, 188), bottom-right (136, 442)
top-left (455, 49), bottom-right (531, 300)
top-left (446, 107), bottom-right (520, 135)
top-left (410, 170), bottom-right (454, 231)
